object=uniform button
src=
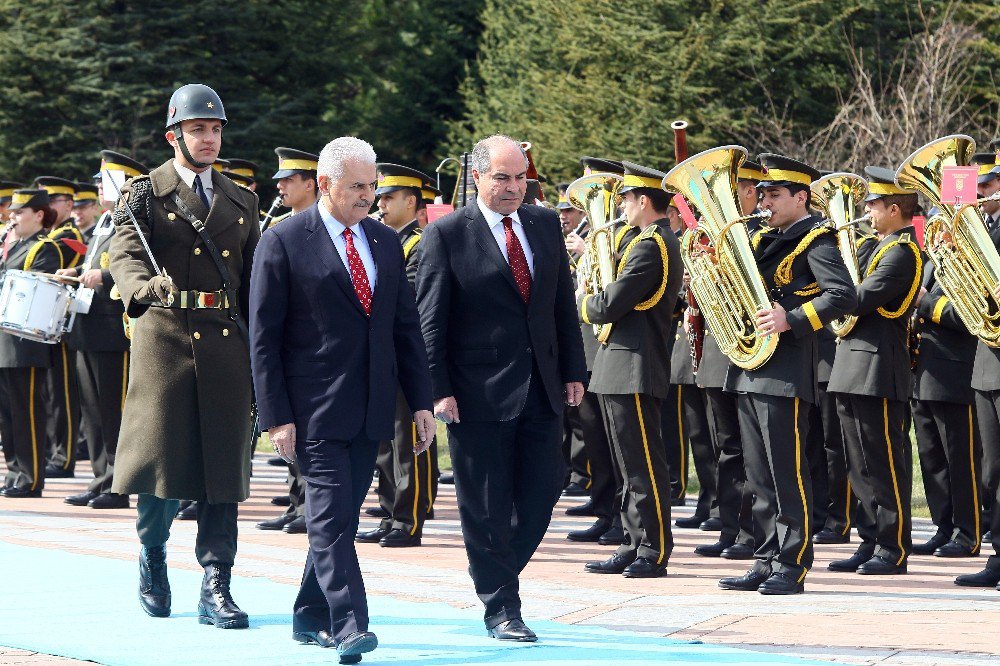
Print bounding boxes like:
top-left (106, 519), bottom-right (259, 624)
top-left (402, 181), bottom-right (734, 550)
top-left (193, 332), bottom-right (201, 340)
top-left (222, 250), bottom-right (230, 257)
top-left (238, 217), bottom-right (244, 225)
top-left (918, 317), bottom-right (925, 324)
top-left (167, 212), bottom-right (176, 221)
top-left (194, 248), bottom-right (202, 255)
top-left (222, 328), bottom-right (229, 337)
top-left (526, 347), bottom-right (532, 354)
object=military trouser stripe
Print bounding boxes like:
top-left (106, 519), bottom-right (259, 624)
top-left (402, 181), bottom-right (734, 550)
top-left (121, 351), bottom-right (129, 411)
top-left (967, 405), bottom-right (981, 553)
top-left (635, 394), bottom-right (667, 565)
top-left (29, 368), bottom-right (39, 492)
top-left (882, 398), bottom-right (907, 565)
top-left (793, 398), bottom-right (810, 580)
top-left (676, 386), bottom-right (687, 499)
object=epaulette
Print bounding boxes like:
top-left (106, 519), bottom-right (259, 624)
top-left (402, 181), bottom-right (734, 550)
top-left (773, 226), bottom-right (833, 288)
top-left (23, 236), bottom-right (62, 271)
top-left (114, 176), bottom-right (152, 221)
top-left (750, 226), bottom-right (775, 251)
top-left (402, 229), bottom-right (422, 260)
top-left (865, 233), bottom-right (923, 319)
top-left (616, 224), bottom-right (668, 311)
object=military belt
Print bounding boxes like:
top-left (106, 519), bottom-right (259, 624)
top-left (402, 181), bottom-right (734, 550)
top-left (157, 289), bottom-right (229, 310)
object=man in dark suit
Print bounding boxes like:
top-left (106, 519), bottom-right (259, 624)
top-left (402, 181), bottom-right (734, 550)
top-left (251, 136), bottom-right (434, 663)
top-left (827, 166), bottom-right (922, 576)
top-left (416, 135), bottom-right (587, 642)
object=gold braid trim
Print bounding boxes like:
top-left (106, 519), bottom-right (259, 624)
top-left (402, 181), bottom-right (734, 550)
top-left (614, 225), bottom-right (632, 252)
top-left (773, 226), bottom-right (832, 288)
top-left (751, 226), bottom-right (774, 251)
top-left (865, 234), bottom-right (922, 319)
top-left (794, 282), bottom-right (820, 296)
top-left (855, 234), bottom-right (877, 250)
top-left (402, 231), bottom-right (422, 260)
top-left (47, 223), bottom-right (84, 268)
top-left (616, 226), bottom-right (669, 311)
top-left (23, 237), bottom-right (63, 271)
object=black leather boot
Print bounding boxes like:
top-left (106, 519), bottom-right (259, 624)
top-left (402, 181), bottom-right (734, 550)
top-left (139, 545), bottom-right (171, 618)
top-left (198, 564), bottom-right (249, 629)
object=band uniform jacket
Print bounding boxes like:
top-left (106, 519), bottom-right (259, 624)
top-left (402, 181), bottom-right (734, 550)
top-left (912, 264), bottom-right (976, 404)
top-left (398, 220), bottom-right (422, 289)
top-left (417, 203), bottom-right (587, 421)
top-left (579, 219), bottom-right (683, 398)
top-left (48, 219), bottom-right (85, 269)
top-left (827, 226), bottom-right (922, 401)
top-left (0, 231), bottom-right (62, 368)
top-left (108, 161), bottom-right (261, 503)
top-left (64, 212), bottom-right (129, 353)
top-left (725, 215), bottom-right (857, 404)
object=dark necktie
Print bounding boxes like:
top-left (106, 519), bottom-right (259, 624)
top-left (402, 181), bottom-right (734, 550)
top-left (502, 216), bottom-right (532, 303)
top-left (343, 228), bottom-right (372, 315)
top-left (193, 175), bottom-right (210, 209)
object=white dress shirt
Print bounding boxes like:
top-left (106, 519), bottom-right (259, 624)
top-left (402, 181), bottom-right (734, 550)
top-left (477, 197), bottom-right (534, 277)
top-left (173, 159), bottom-right (214, 204)
top-left (318, 203), bottom-right (377, 289)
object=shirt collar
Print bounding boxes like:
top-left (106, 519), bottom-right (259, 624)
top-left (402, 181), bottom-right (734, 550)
top-left (173, 159), bottom-right (213, 191)
top-left (477, 197), bottom-right (521, 229)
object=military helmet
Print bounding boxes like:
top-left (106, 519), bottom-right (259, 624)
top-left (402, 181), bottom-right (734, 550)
top-left (165, 84), bottom-right (227, 129)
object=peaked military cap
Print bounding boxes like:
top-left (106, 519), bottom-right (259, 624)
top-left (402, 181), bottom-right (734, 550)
top-left (863, 166), bottom-right (913, 202)
top-left (420, 175), bottom-right (441, 203)
top-left (273, 147), bottom-right (318, 180)
top-left (34, 176), bottom-right (76, 198)
top-left (73, 183), bottom-right (99, 206)
top-left (972, 151), bottom-right (1000, 185)
top-left (100, 150), bottom-right (148, 178)
top-left (556, 182), bottom-right (573, 209)
top-left (224, 171), bottom-right (254, 190)
top-left (619, 160), bottom-right (667, 194)
top-left (210, 158), bottom-right (230, 173)
top-left (376, 163), bottom-right (432, 196)
top-left (226, 158), bottom-right (258, 180)
top-left (737, 159), bottom-right (766, 183)
top-left (580, 156), bottom-right (624, 176)
top-left (9, 189), bottom-right (49, 210)
top-left (0, 181), bottom-right (24, 203)
top-left (756, 154), bottom-right (820, 189)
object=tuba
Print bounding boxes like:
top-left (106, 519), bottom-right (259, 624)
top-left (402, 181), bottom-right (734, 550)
top-left (663, 146), bottom-right (778, 370)
top-left (568, 172), bottom-right (624, 344)
top-left (810, 173), bottom-right (868, 337)
top-left (896, 135), bottom-right (1000, 347)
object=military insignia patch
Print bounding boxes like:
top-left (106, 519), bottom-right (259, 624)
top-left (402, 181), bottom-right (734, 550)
top-left (100, 252), bottom-right (110, 269)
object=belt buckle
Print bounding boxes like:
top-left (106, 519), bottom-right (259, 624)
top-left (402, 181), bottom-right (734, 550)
top-left (199, 292), bottom-right (216, 308)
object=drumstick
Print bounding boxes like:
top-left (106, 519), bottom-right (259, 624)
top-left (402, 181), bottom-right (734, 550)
top-left (39, 273), bottom-right (82, 283)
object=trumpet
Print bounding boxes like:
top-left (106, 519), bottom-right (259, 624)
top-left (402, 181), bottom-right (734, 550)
top-left (260, 195), bottom-right (284, 232)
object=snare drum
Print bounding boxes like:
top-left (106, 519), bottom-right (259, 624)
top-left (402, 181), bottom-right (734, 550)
top-left (0, 270), bottom-right (75, 343)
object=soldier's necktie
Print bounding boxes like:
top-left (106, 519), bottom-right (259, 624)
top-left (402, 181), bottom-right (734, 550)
top-left (502, 216), bottom-right (532, 303)
top-left (343, 227), bottom-right (372, 315)
top-left (193, 175), bottom-right (211, 210)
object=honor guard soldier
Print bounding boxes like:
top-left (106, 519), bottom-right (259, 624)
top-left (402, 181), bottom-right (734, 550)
top-left (720, 154), bottom-right (857, 594)
top-left (62, 152), bottom-right (148, 510)
top-left (578, 161), bottom-right (683, 578)
top-left (34, 176), bottom-right (85, 480)
top-left (255, 146), bottom-right (321, 535)
top-left (0, 189), bottom-right (62, 498)
top-left (826, 166), bottom-right (923, 576)
top-left (355, 163), bottom-right (440, 548)
top-left (108, 83), bottom-right (261, 627)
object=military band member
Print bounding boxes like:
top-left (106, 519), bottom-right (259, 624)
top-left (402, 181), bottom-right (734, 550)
top-left (224, 158), bottom-right (259, 192)
top-left (62, 152), bottom-right (148, 510)
top-left (827, 166), bottom-right (922, 576)
top-left (109, 84), bottom-right (260, 626)
top-left (0, 181), bottom-right (22, 225)
top-left (355, 162), bottom-right (439, 548)
top-left (720, 154), bottom-right (856, 594)
top-left (72, 183), bottom-right (101, 239)
top-left (0, 189), bottom-right (62, 498)
top-left (580, 161), bottom-right (683, 578)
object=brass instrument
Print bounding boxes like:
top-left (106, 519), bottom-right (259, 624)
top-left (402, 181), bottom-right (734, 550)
top-left (663, 146), bottom-right (779, 370)
top-left (568, 172), bottom-right (624, 344)
top-left (896, 135), bottom-right (1000, 347)
top-left (810, 173), bottom-right (868, 337)
top-left (259, 195), bottom-right (284, 232)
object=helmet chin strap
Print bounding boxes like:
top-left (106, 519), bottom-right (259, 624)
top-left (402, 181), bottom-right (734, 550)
top-left (172, 124), bottom-right (211, 170)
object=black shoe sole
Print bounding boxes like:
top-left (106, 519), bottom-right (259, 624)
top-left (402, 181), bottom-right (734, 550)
top-left (139, 599), bottom-right (171, 618)
top-left (759, 584), bottom-right (804, 595)
top-left (566, 534), bottom-right (603, 543)
top-left (339, 632), bottom-right (379, 656)
top-left (584, 567), bottom-right (629, 574)
top-left (379, 539), bottom-right (421, 547)
top-left (198, 614), bottom-right (249, 629)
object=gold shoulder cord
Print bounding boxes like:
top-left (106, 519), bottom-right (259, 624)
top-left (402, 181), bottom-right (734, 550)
top-left (402, 231), bottom-right (422, 261)
top-left (865, 234), bottom-right (922, 319)
top-left (23, 237), bottom-right (64, 271)
top-left (773, 227), bottom-right (832, 288)
top-left (616, 226), bottom-right (669, 311)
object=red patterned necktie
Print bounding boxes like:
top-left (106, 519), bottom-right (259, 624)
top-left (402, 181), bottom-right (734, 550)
top-left (502, 216), bottom-right (532, 303)
top-left (342, 228), bottom-right (372, 315)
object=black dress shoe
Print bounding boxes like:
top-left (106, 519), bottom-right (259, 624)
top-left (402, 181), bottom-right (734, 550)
top-left (720, 543), bottom-right (756, 560)
top-left (812, 528), bottom-right (849, 544)
top-left (671, 496), bottom-right (687, 507)
top-left (935, 540), bottom-right (977, 558)
top-left (674, 514), bottom-right (709, 529)
top-left (488, 618), bottom-right (536, 642)
top-left (759, 571), bottom-right (804, 595)
top-left (563, 481), bottom-right (588, 497)
top-left (984, 530), bottom-right (992, 542)
top-left (139, 545), bottom-right (170, 617)
top-left (585, 552), bottom-right (636, 574)
top-left (355, 526), bottom-right (391, 543)
top-left (337, 630), bottom-right (378, 661)
top-left (44, 465), bottom-right (74, 478)
top-left (1, 486), bottom-right (41, 498)
top-left (828, 548), bottom-right (875, 572)
top-left (913, 532), bottom-right (949, 555)
top-left (65, 490), bottom-right (99, 506)
top-left (198, 564), bottom-right (249, 629)
top-left (270, 495), bottom-right (290, 506)
top-left (857, 555), bottom-right (907, 575)
top-left (694, 539), bottom-right (733, 557)
top-left (622, 556), bottom-right (666, 578)
top-left (267, 456), bottom-right (289, 467)
top-left (565, 500), bottom-right (596, 517)
top-left (597, 525), bottom-right (627, 546)
top-left (439, 472), bottom-right (454, 485)
top-left (954, 567), bottom-right (1000, 587)
top-left (364, 506), bottom-right (389, 518)
top-left (699, 517), bottom-right (723, 531)
top-left (177, 502), bottom-right (198, 520)
top-left (292, 628), bottom-right (336, 648)
top-left (257, 513), bottom-right (295, 531)
top-left (283, 515), bottom-right (307, 534)
top-left (719, 568), bottom-right (770, 591)
top-left (380, 528), bottom-right (421, 547)
top-left (89, 492), bottom-right (129, 509)
top-left (567, 519), bottom-right (611, 542)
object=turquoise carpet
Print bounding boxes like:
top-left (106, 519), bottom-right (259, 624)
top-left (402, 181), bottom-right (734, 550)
top-left (0, 541), bottom-right (826, 665)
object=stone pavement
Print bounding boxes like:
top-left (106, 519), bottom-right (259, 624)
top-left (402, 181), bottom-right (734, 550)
top-left (1, 459), bottom-right (997, 666)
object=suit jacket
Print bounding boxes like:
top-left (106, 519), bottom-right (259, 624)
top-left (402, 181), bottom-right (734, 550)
top-left (0, 231), bottom-right (62, 368)
top-left (251, 205), bottom-right (432, 441)
top-left (912, 264), bottom-right (976, 404)
top-left (828, 226), bottom-right (922, 401)
top-left (726, 215), bottom-right (857, 403)
top-left (416, 203), bottom-right (586, 421)
top-left (65, 211), bottom-right (129, 352)
top-left (579, 219), bottom-right (683, 398)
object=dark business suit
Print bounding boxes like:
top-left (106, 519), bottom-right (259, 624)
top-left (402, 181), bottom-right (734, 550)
top-left (416, 202), bottom-right (586, 628)
top-left (250, 204), bottom-right (432, 643)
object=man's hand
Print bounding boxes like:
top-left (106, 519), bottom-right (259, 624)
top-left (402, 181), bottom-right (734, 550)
top-left (413, 410), bottom-right (436, 454)
top-left (564, 382), bottom-right (585, 407)
top-left (756, 301), bottom-right (790, 335)
top-left (915, 286), bottom-right (928, 307)
top-left (136, 275), bottom-right (177, 306)
top-left (434, 396), bottom-right (460, 424)
top-left (80, 269), bottom-right (103, 289)
top-left (565, 232), bottom-right (585, 256)
top-left (268, 423), bottom-right (296, 463)
top-left (575, 274), bottom-right (589, 298)
top-left (54, 268), bottom-right (78, 284)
